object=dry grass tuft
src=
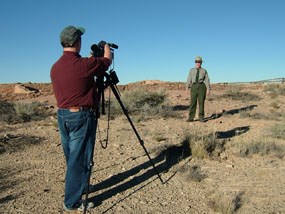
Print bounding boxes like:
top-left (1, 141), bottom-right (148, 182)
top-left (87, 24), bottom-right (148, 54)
top-left (236, 140), bottom-right (285, 158)
top-left (208, 190), bottom-right (244, 214)
top-left (182, 131), bottom-right (225, 159)
top-left (269, 122), bottom-right (285, 140)
top-left (239, 109), bottom-right (284, 121)
top-left (263, 84), bottom-right (285, 98)
top-left (232, 121), bottom-right (285, 158)
top-left (216, 85), bottom-right (261, 102)
top-left (179, 164), bottom-right (206, 182)
top-left (0, 101), bottom-right (16, 123)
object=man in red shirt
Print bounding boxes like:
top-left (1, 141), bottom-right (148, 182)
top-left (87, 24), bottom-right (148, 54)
top-left (50, 25), bottom-right (112, 211)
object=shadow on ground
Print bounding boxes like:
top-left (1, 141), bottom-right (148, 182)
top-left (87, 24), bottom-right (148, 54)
top-left (0, 134), bottom-right (43, 155)
top-left (169, 104), bottom-right (257, 122)
top-left (88, 140), bottom-right (191, 209)
top-left (205, 104), bottom-right (257, 121)
top-left (0, 134), bottom-right (43, 206)
top-left (215, 126), bottom-right (250, 139)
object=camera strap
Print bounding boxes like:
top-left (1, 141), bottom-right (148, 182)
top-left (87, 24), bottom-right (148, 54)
top-left (97, 87), bottom-right (111, 149)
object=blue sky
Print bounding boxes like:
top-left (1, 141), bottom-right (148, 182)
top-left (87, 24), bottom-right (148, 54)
top-left (0, 0), bottom-right (284, 84)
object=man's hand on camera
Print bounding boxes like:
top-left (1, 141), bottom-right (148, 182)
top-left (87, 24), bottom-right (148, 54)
top-left (98, 40), bottom-right (107, 49)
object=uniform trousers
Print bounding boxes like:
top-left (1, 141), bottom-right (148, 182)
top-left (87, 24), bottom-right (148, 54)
top-left (189, 83), bottom-right (207, 120)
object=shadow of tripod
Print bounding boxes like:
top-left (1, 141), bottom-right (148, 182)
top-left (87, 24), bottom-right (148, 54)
top-left (89, 140), bottom-right (191, 211)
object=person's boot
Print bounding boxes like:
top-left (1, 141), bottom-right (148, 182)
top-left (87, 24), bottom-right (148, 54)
top-left (186, 118), bottom-right (194, 122)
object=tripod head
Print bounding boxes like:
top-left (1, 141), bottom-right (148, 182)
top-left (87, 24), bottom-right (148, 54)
top-left (104, 69), bottom-right (119, 88)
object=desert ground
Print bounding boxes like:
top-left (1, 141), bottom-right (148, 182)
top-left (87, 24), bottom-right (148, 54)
top-left (0, 81), bottom-right (285, 214)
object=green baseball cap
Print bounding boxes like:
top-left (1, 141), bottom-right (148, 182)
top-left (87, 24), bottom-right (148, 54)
top-left (195, 56), bottom-right (203, 62)
top-left (60, 26), bottom-right (85, 47)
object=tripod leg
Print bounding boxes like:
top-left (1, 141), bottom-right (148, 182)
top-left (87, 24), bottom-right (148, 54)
top-left (83, 115), bottom-right (98, 213)
top-left (83, 161), bottom-right (94, 214)
top-left (109, 84), bottom-right (164, 183)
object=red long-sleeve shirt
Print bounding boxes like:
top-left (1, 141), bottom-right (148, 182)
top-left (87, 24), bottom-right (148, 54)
top-left (50, 51), bottom-right (111, 108)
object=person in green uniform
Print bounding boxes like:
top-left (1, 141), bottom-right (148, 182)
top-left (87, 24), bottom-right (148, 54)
top-left (186, 56), bottom-right (211, 122)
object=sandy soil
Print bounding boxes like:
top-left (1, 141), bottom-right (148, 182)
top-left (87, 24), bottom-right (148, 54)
top-left (0, 82), bottom-right (285, 214)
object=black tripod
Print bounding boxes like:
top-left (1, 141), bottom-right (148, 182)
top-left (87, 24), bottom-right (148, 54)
top-left (103, 70), bottom-right (164, 184)
top-left (83, 47), bottom-right (163, 214)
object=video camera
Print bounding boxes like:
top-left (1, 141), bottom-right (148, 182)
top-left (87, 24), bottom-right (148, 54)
top-left (90, 41), bottom-right (120, 116)
top-left (90, 41), bottom-right (119, 86)
top-left (90, 41), bottom-right (118, 58)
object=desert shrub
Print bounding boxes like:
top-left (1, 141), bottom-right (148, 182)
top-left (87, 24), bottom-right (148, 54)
top-left (208, 191), bottom-right (243, 214)
top-left (220, 91), bottom-right (260, 102)
top-left (269, 122), bottom-right (285, 140)
top-left (109, 89), bottom-right (179, 119)
top-left (232, 122), bottom-right (285, 158)
top-left (239, 110), bottom-right (269, 120)
top-left (268, 92), bottom-right (278, 99)
top-left (0, 101), bottom-right (17, 123)
top-left (182, 131), bottom-right (225, 159)
top-left (263, 84), bottom-right (285, 95)
top-left (217, 85), bottom-right (260, 102)
top-left (237, 140), bottom-right (284, 157)
top-left (227, 85), bottom-right (243, 94)
top-left (0, 101), bottom-right (49, 123)
top-left (14, 102), bottom-right (48, 122)
top-left (251, 112), bottom-right (269, 120)
top-left (269, 101), bottom-right (280, 109)
top-left (179, 165), bottom-right (206, 182)
top-left (240, 110), bottom-right (284, 121)
top-left (268, 110), bottom-right (285, 121)
top-left (263, 84), bottom-right (280, 93)
top-left (264, 84), bottom-right (285, 97)
top-left (190, 140), bottom-right (209, 159)
top-left (280, 85), bottom-right (285, 95)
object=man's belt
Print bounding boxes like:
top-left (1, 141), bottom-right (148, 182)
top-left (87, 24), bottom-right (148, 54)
top-left (68, 107), bottom-right (94, 112)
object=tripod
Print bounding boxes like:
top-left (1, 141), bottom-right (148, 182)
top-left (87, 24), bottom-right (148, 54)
top-left (83, 48), bottom-right (163, 214)
top-left (103, 70), bottom-right (164, 184)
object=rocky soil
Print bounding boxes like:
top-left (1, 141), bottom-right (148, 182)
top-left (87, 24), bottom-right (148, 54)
top-left (0, 82), bottom-right (285, 214)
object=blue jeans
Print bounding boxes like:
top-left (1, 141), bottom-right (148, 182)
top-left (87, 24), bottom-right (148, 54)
top-left (57, 108), bottom-right (97, 208)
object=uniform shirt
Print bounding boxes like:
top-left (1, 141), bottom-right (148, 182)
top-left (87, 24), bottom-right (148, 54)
top-left (50, 51), bottom-right (111, 108)
top-left (186, 67), bottom-right (211, 90)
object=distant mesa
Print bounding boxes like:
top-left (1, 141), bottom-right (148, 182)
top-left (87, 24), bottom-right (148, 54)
top-left (135, 80), bottom-right (164, 85)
